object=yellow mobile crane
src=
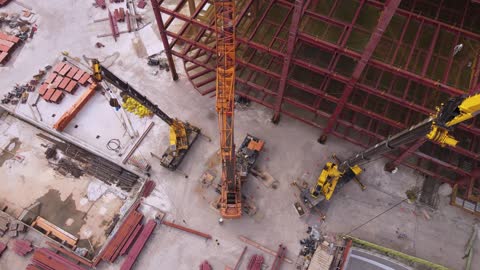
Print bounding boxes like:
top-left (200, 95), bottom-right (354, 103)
top-left (303, 93), bottom-right (480, 208)
top-left (92, 59), bottom-right (201, 171)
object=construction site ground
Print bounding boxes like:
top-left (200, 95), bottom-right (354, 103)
top-left (0, 1), bottom-right (479, 269)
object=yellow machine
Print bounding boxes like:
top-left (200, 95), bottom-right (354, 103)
top-left (91, 59), bottom-right (200, 170)
top-left (307, 93), bottom-right (480, 207)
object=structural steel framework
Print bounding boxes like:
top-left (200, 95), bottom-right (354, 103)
top-left (151, 0), bottom-right (480, 210)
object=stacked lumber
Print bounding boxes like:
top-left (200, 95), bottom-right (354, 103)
top-left (53, 83), bottom-right (97, 131)
top-left (247, 255), bottom-right (264, 270)
top-left (13, 239), bottom-right (33, 256)
top-left (114, 8), bottom-right (125, 22)
top-left (120, 220), bottom-right (157, 270)
top-left (102, 208), bottom-right (143, 263)
top-left (31, 248), bottom-right (86, 270)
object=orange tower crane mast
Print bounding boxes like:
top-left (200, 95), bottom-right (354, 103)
top-left (214, 0), bottom-right (241, 218)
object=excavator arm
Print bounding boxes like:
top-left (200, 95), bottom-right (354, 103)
top-left (310, 93), bottom-right (480, 203)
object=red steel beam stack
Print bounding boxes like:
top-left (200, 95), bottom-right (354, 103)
top-left (102, 209), bottom-right (143, 263)
top-left (13, 239), bottom-right (33, 256)
top-left (247, 254), bottom-right (264, 270)
top-left (46, 242), bottom-right (93, 268)
top-left (120, 220), bottom-right (157, 270)
top-left (162, 220), bottom-right (212, 239)
top-left (31, 248), bottom-right (86, 270)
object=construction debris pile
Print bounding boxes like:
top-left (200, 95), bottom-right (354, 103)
top-left (40, 133), bottom-right (140, 191)
top-left (0, 10), bottom-right (37, 64)
top-left (0, 211), bottom-right (27, 238)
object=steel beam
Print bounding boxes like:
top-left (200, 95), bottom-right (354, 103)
top-left (368, 0), bottom-right (480, 41)
top-left (272, 0), bottom-right (305, 123)
top-left (318, 0), bottom-right (402, 144)
top-left (151, 0), bottom-right (178, 81)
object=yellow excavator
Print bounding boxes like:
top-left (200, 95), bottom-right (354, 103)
top-left (303, 93), bottom-right (480, 208)
top-left (92, 59), bottom-right (200, 170)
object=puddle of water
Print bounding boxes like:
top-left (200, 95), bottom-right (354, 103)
top-left (35, 189), bottom-right (86, 235)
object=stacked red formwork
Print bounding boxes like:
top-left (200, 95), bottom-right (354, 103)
top-left (199, 261), bottom-right (212, 270)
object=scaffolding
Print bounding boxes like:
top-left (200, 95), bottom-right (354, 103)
top-left (150, 0), bottom-right (480, 206)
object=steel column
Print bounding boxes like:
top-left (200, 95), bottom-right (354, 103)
top-left (271, 0), bottom-right (305, 123)
top-left (151, 0), bottom-right (179, 81)
top-left (318, 0), bottom-right (402, 144)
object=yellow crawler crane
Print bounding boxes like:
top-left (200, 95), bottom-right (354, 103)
top-left (304, 93), bottom-right (480, 207)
